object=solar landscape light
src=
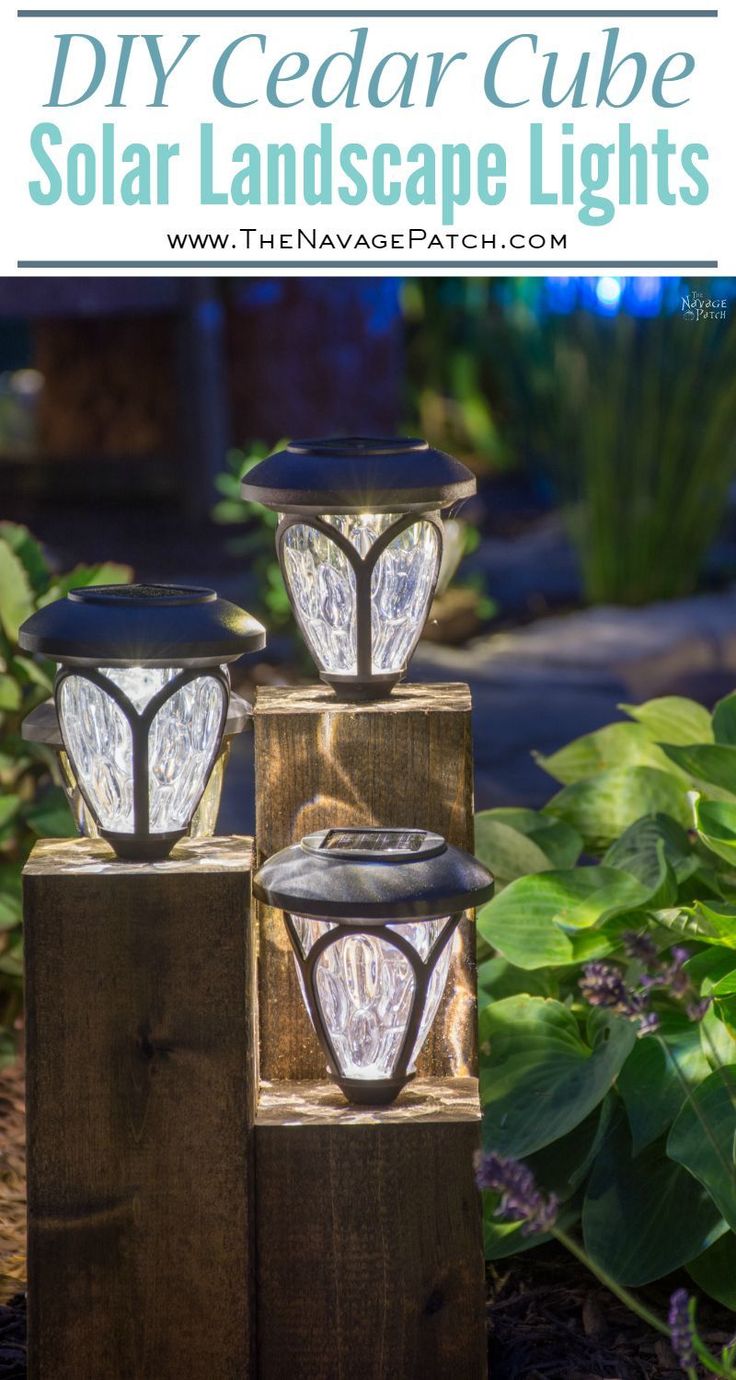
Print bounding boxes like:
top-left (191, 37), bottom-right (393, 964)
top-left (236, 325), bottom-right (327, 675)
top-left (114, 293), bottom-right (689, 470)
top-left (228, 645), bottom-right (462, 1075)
top-left (19, 583), bottom-right (265, 861)
top-left (241, 436), bottom-right (477, 700)
top-left (252, 826), bottom-right (493, 1105)
top-left (22, 689), bottom-right (253, 842)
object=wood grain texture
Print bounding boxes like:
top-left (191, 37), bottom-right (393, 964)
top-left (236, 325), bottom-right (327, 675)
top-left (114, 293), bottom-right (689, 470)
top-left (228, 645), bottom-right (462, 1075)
top-left (254, 1078), bottom-right (486, 1380)
top-left (23, 836), bottom-right (255, 1380)
top-left (253, 683), bottom-right (477, 1081)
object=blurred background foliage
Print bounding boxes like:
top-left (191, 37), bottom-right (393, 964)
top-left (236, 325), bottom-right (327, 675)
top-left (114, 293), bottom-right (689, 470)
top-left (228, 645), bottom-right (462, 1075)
top-left (0, 524), bottom-right (130, 1061)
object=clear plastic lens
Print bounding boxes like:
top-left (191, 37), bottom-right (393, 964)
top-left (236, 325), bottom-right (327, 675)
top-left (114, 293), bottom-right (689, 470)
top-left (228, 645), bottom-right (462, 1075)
top-left (281, 512), bottom-right (441, 677)
top-left (290, 914), bottom-right (453, 1082)
top-left (57, 666), bottom-right (226, 836)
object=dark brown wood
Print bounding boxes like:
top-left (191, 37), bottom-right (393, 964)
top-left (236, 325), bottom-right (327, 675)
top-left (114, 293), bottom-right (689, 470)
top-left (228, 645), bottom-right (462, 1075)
top-left (255, 1078), bottom-right (486, 1380)
top-left (253, 683), bottom-right (477, 1081)
top-left (23, 836), bottom-right (255, 1380)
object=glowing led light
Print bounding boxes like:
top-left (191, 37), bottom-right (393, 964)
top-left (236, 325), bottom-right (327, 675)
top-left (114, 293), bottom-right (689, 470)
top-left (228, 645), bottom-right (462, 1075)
top-left (19, 584), bottom-right (265, 861)
top-left (253, 827), bottom-right (494, 1105)
top-left (241, 437), bottom-right (477, 701)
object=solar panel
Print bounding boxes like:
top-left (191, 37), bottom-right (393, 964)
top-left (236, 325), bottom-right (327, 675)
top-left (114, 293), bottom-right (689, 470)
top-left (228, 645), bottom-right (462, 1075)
top-left (320, 829), bottom-right (426, 855)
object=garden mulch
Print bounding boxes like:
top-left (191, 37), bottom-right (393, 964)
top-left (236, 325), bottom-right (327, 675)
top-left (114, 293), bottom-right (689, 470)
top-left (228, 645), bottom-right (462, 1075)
top-left (2, 1057), bottom-right (733, 1379)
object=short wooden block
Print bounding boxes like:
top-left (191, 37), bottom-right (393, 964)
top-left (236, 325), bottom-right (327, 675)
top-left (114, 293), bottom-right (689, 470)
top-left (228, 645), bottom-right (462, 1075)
top-left (254, 1078), bottom-right (486, 1380)
top-left (253, 684), bottom-right (477, 1081)
top-left (23, 836), bottom-right (255, 1380)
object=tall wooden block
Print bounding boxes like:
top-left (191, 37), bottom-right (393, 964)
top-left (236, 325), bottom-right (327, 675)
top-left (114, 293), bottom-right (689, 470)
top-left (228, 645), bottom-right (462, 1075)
top-left (255, 1079), bottom-right (486, 1379)
top-left (253, 683), bottom-right (477, 1081)
top-left (23, 836), bottom-right (255, 1380)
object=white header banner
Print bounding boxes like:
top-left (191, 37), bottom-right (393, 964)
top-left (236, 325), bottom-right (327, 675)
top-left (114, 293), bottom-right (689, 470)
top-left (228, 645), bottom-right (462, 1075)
top-left (0, 1), bottom-right (732, 274)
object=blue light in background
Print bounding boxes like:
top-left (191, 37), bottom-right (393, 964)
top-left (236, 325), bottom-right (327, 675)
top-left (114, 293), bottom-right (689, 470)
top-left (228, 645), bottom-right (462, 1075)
top-left (595, 277), bottom-right (624, 313)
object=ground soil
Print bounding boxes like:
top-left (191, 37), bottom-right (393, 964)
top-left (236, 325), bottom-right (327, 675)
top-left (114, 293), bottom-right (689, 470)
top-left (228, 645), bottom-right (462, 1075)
top-left (1, 1058), bottom-right (733, 1379)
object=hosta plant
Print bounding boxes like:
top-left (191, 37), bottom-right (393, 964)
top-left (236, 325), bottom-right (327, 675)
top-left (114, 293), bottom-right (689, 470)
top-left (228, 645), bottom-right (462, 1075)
top-left (475, 693), bottom-right (736, 1312)
top-left (0, 522), bottom-right (130, 1063)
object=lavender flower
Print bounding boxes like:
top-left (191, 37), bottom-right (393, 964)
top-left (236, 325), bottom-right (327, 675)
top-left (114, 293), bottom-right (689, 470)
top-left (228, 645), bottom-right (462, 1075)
top-left (474, 1150), bottom-right (559, 1237)
top-left (579, 962), bottom-right (656, 1035)
top-left (686, 996), bottom-right (712, 1024)
top-left (668, 1288), bottom-right (696, 1371)
top-left (623, 931), bottom-right (658, 964)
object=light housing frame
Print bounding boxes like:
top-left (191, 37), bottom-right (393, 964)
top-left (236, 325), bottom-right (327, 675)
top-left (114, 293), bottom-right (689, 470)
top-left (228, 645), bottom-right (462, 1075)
top-left (253, 826), bottom-right (493, 1105)
top-left (19, 583), bottom-right (265, 861)
top-left (21, 691), bottom-right (253, 842)
top-left (241, 437), bottom-right (477, 701)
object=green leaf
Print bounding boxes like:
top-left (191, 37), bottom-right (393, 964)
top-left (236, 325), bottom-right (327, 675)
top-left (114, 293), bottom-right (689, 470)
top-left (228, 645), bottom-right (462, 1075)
top-left (40, 562), bottom-right (132, 605)
top-left (694, 902), bottom-right (736, 951)
top-left (687, 1232), bottom-right (736, 1309)
top-left (24, 786), bottom-right (74, 838)
top-left (545, 767), bottom-right (691, 854)
top-left (0, 795), bottom-right (20, 831)
top-left (473, 814), bottom-right (552, 888)
top-left (477, 957), bottom-right (556, 1001)
top-left (661, 744), bottom-right (736, 800)
top-left (621, 696), bottom-right (713, 747)
top-left (605, 813), bottom-right (699, 888)
top-left (11, 654), bottom-right (54, 693)
top-left (482, 1104), bottom-right (611, 1260)
top-left (712, 969), bottom-right (736, 998)
top-left (582, 1106), bottom-right (725, 1285)
top-left (477, 867), bottom-right (651, 970)
top-left (618, 1018), bottom-right (711, 1155)
top-left (480, 996), bottom-right (635, 1157)
top-left (0, 522), bottom-right (49, 594)
top-left (478, 808), bottom-right (583, 868)
top-left (535, 722), bottom-right (687, 787)
top-left (713, 692), bottom-right (736, 747)
top-left (0, 674), bottom-right (21, 711)
top-left (0, 889), bottom-right (22, 930)
top-left (668, 1067), bottom-right (736, 1231)
top-left (0, 541), bottom-right (35, 642)
top-left (695, 798), bottom-right (736, 867)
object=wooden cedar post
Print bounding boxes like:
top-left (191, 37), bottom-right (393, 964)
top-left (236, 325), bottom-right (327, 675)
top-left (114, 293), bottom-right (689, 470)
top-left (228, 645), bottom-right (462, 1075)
top-left (252, 684), bottom-right (487, 1379)
top-left (23, 835), bottom-right (255, 1380)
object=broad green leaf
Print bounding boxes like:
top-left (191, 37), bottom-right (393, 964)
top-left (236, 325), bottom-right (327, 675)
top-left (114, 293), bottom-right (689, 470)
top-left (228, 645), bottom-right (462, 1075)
top-left (10, 654), bottom-right (53, 692)
top-left (0, 795), bottom-right (21, 831)
top-left (0, 674), bottom-right (21, 711)
top-left (473, 815), bottom-right (552, 888)
top-left (687, 1232), bottom-right (736, 1309)
top-left (661, 744), bottom-right (736, 800)
top-left (0, 541), bottom-right (35, 641)
top-left (477, 957), bottom-right (556, 1001)
top-left (478, 867), bottom-right (651, 970)
top-left (0, 522), bottom-right (49, 594)
top-left (621, 696), bottom-right (713, 747)
top-left (695, 798), bottom-right (736, 868)
top-left (713, 692), bottom-right (736, 747)
top-left (0, 890), bottom-right (22, 930)
top-left (618, 1017), bottom-right (711, 1155)
top-left (480, 996), bottom-right (635, 1157)
top-left (583, 1107), bottom-right (725, 1285)
top-left (24, 786), bottom-right (74, 838)
top-left (478, 808), bottom-right (583, 869)
top-left (482, 1104), bottom-right (611, 1259)
top-left (686, 948), bottom-right (736, 987)
top-left (605, 814), bottom-right (699, 889)
top-left (695, 902), bottom-right (736, 950)
top-left (535, 722), bottom-right (687, 787)
top-left (41, 562), bottom-right (132, 604)
top-left (712, 969), bottom-right (736, 997)
top-left (668, 1067), bottom-right (736, 1230)
top-left (545, 767), bottom-right (691, 855)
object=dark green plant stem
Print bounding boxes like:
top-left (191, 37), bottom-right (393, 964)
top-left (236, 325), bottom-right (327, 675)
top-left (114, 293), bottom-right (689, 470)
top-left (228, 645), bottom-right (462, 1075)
top-left (552, 1226), bottom-right (670, 1338)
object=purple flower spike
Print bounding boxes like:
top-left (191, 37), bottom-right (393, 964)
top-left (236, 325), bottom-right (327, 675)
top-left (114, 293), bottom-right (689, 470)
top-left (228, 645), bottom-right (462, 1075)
top-left (668, 1288), bottom-right (696, 1371)
top-left (474, 1150), bottom-right (559, 1237)
top-left (623, 931), bottom-right (658, 964)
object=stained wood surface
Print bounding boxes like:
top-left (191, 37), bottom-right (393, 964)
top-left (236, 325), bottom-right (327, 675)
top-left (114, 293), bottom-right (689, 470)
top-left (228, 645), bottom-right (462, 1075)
top-left (254, 1077), bottom-right (486, 1380)
top-left (253, 683), bottom-right (477, 1081)
top-left (23, 836), bottom-right (255, 1380)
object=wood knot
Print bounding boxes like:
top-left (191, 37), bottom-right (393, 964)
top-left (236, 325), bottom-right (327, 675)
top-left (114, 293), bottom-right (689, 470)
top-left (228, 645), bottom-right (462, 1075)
top-left (136, 1025), bottom-right (173, 1063)
top-left (424, 1289), bottom-right (445, 1316)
